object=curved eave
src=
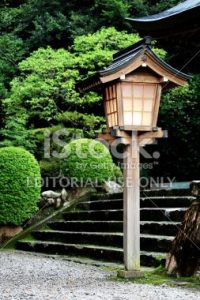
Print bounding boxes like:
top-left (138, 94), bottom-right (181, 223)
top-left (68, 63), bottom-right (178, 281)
top-left (147, 49), bottom-right (192, 82)
top-left (77, 48), bottom-right (192, 93)
top-left (100, 49), bottom-right (192, 86)
top-left (127, 1), bottom-right (200, 35)
top-left (99, 50), bottom-right (143, 77)
top-left (76, 74), bottom-right (102, 93)
top-left (77, 48), bottom-right (145, 92)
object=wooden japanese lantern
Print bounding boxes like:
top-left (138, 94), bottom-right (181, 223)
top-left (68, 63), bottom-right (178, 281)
top-left (77, 36), bottom-right (191, 277)
top-left (77, 37), bottom-right (191, 132)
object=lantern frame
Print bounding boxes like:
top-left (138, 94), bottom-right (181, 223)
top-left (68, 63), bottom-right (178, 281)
top-left (103, 68), bottom-right (164, 131)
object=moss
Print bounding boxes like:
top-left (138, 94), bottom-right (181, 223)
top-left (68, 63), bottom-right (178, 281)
top-left (109, 265), bottom-right (200, 289)
top-left (19, 234), bottom-right (36, 242)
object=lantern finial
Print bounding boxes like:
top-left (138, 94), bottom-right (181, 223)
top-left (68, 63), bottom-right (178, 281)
top-left (144, 36), bottom-right (152, 47)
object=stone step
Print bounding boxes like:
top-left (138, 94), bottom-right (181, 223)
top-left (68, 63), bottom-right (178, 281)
top-left (140, 207), bottom-right (187, 222)
top-left (48, 220), bottom-right (180, 236)
top-left (62, 208), bottom-right (187, 222)
top-left (91, 193), bottom-right (123, 200)
top-left (77, 199), bottom-right (123, 210)
top-left (140, 221), bottom-right (180, 236)
top-left (141, 189), bottom-right (191, 197)
top-left (48, 220), bottom-right (123, 232)
top-left (91, 189), bottom-right (191, 201)
top-left (62, 209), bottom-right (123, 221)
top-left (141, 234), bottom-right (173, 252)
top-left (31, 230), bottom-right (174, 252)
top-left (78, 196), bottom-right (194, 210)
top-left (16, 240), bottom-right (166, 267)
top-left (141, 196), bottom-right (194, 208)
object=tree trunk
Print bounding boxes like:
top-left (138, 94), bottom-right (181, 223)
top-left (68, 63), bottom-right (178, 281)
top-left (165, 200), bottom-right (200, 277)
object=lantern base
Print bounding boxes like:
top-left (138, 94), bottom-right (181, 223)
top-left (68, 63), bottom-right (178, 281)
top-left (117, 270), bottom-right (144, 279)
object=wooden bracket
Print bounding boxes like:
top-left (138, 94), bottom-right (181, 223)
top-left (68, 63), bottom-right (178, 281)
top-left (97, 128), bottom-right (168, 147)
top-left (98, 131), bottom-right (117, 145)
top-left (138, 129), bottom-right (168, 147)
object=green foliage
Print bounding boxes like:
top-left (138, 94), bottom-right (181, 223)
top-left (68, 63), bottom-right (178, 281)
top-left (32, 125), bottom-right (87, 162)
top-left (152, 47), bottom-right (167, 60)
top-left (92, 0), bottom-right (130, 29)
top-left (112, 164), bottom-right (123, 180)
top-left (128, 0), bottom-right (182, 16)
top-left (0, 0), bottom-right (197, 181)
top-left (0, 0), bottom-right (131, 55)
top-left (2, 47), bottom-right (80, 130)
top-left (0, 34), bottom-right (25, 97)
top-left (0, 0), bottom-right (70, 50)
top-left (72, 27), bottom-right (140, 73)
top-left (69, 0), bottom-right (131, 36)
top-left (31, 125), bottom-right (65, 160)
top-left (0, 0), bottom-right (182, 92)
top-left (0, 1), bottom-right (183, 47)
top-left (151, 0), bottom-right (183, 13)
top-left (40, 158), bottom-right (61, 178)
top-left (0, 118), bottom-right (36, 153)
top-left (2, 28), bottom-right (140, 150)
top-left (3, 27), bottom-right (165, 139)
top-left (0, 147), bottom-right (41, 225)
top-left (156, 75), bottom-right (200, 180)
top-left (61, 138), bottom-right (115, 183)
top-left (57, 112), bottom-right (105, 132)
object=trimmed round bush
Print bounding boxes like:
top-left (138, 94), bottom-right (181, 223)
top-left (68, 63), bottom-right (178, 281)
top-left (0, 147), bottom-right (41, 225)
top-left (61, 139), bottom-right (114, 183)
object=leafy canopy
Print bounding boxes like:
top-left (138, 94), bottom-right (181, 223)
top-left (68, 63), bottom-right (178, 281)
top-left (2, 28), bottom-right (140, 142)
top-left (156, 75), bottom-right (200, 180)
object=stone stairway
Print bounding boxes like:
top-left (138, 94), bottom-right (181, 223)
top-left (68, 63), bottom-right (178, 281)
top-left (16, 189), bottom-right (195, 266)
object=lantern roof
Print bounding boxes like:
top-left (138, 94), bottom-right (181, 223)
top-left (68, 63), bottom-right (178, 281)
top-left (77, 37), bottom-right (192, 93)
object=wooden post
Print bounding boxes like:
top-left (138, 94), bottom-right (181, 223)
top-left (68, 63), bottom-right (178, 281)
top-left (118, 132), bottom-right (144, 278)
top-left (98, 128), bottom-right (167, 278)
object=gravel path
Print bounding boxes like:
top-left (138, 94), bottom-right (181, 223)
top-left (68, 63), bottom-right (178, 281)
top-left (0, 251), bottom-right (199, 300)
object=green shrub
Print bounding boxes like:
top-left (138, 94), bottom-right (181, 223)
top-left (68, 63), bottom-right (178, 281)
top-left (0, 147), bottom-right (41, 225)
top-left (112, 164), bottom-right (123, 180)
top-left (61, 138), bottom-right (114, 184)
top-left (40, 159), bottom-right (61, 178)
